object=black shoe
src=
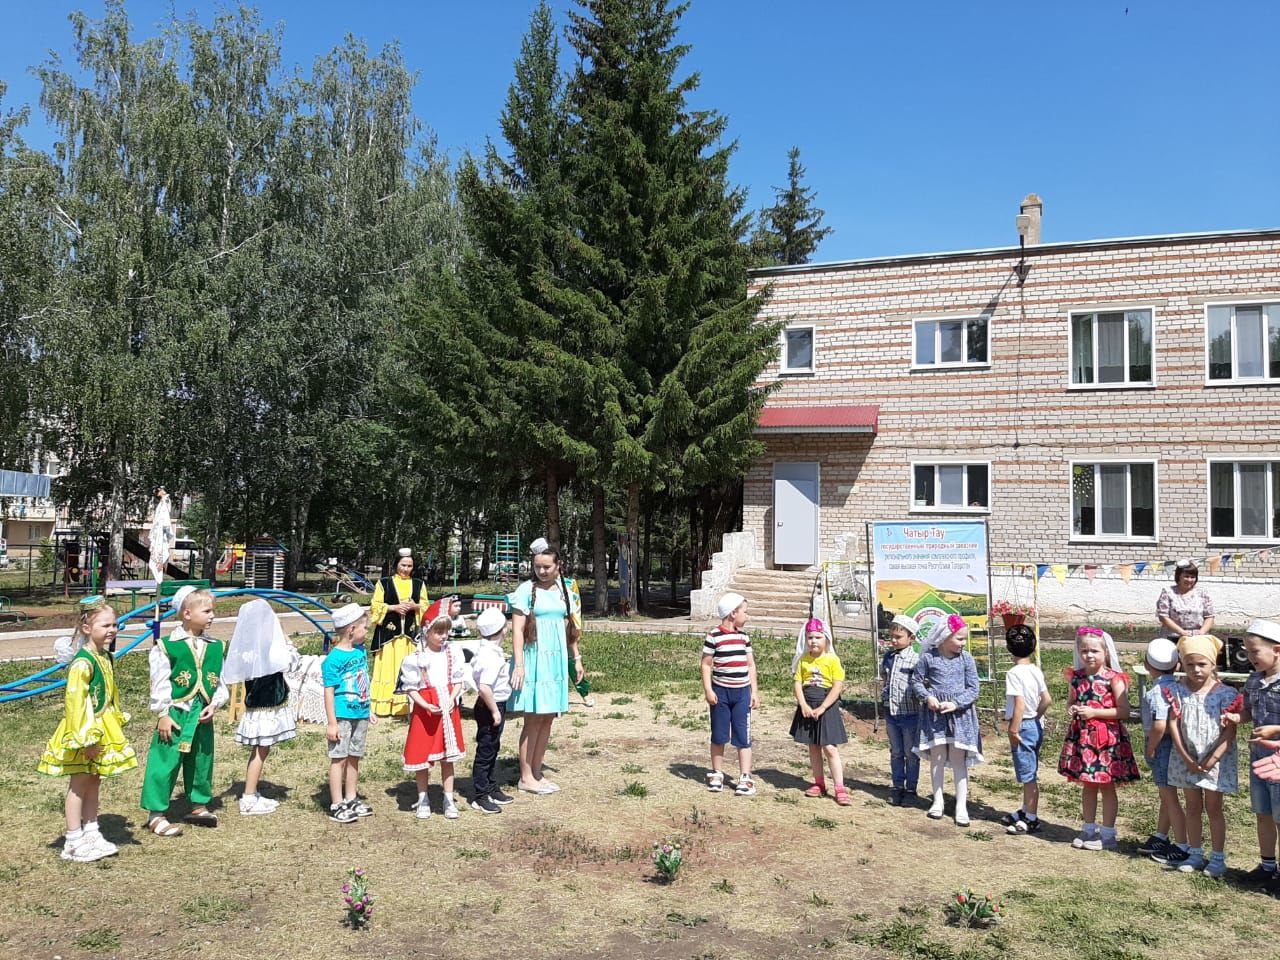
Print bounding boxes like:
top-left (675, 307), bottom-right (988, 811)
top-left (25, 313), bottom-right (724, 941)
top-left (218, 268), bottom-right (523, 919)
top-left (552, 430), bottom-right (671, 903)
top-left (1152, 845), bottom-right (1189, 866)
top-left (1136, 834), bottom-right (1165, 855)
top-left (888, 788), bottom-right (902, 806)
top-left (1022, 816), bottom-right (1043, 835)
top-left (1240, 864), bottom-right (1279, 887)
top-left (1000, 809), bottom-right (1025, 827)
top-left (470, 795), bottom-right (502, 815)
top-left (328, 802), bottom-right (357, 824)
top-left (489, 788), bottom-right (515, 805)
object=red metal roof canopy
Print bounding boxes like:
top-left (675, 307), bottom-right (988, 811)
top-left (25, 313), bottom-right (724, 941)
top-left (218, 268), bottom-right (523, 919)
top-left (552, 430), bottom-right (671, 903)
top-left (756, 404), bottom-right (879, 434)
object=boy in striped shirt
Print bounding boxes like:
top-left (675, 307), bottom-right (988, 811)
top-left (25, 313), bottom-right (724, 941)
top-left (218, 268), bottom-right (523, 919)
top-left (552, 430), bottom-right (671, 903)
top-left (701, 592), bottom-right (759, 796)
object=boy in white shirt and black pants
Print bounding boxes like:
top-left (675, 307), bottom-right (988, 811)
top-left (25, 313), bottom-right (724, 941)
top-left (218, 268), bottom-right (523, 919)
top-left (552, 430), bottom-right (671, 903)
top-left (469, 608), bottom-right (514, 814)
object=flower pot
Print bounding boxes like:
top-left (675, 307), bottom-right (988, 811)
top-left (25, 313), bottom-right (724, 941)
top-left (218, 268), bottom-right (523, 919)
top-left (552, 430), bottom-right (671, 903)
top-left (1001, 613), bottom-right (1026, 630)
top-left (838, 600), bottom-right (863, 617)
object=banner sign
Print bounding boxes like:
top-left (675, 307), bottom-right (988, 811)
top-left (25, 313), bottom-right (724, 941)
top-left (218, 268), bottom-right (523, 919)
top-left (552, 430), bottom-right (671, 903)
top-left (870, 520), bottom-right (993, 677)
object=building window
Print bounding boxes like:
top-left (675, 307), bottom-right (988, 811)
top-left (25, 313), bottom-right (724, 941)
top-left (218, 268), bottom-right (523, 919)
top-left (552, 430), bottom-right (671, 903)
top-left (913, 317), bottom-right (988, 368)
top-left (1070, 309), bottom-right (1153, 386)
top-left (1207, 303), bottom-right (1280, 382)
top-left (780, 325), bottom-right (815, 374)
top-left (912, 463), bottom-right (990, 511)
top-left (1209, 460), bottom-right (1280, 540)
top-left (1071, 462), bottom-right (1156, 540)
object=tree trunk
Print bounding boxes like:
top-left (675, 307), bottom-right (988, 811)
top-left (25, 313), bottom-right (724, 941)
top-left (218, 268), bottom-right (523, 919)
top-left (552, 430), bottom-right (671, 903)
top-left (688, 498), bottom-right (699, 592)
top-left (201, 477), bottom-right (223, 587)
top-left (592, 483), bottom-right (608, 615)
top-left (641, 502), bottom-right (651, 612)
top-left (285, 494), bottom-right (310, 591)
top-left (479, 530), bottom-right (492, 581)
top-left (460, 511), bottom-right (471, 583)
top-left (106, 457), bottom-right (129, 583)
top-left (544, 466), bottom-right (561, 545)
top-left (624, 482), bottom-right (640, 614)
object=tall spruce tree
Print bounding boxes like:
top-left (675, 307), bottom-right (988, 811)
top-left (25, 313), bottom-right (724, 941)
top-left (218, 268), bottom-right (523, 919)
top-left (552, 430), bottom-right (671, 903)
top-left (566, 0), bottom-right (780, 612)
top-left (751, 146), bottom-right (831, 266)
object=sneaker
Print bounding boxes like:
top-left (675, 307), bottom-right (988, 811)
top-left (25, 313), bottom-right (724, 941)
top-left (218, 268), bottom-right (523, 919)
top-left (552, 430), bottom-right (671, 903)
top-left (1100, 833), bottom-right (1119, 851)
top-left (1177, 853), bottom-right (1208, 873)
top-left (60, 836), bottom-right (102, 863)
top-left (1007, 819), bottom-right (1028, 835)
top-left (240, 795), bottom-right (278, 816)
top-left (82, 830), bottom-right (118, 857)
top-left (471, 795), bottom-right (501, 814)
top-left (329, 802), bottom-right (357, 824)
top-left (1000, 809), bottom-right (1025, 827)
top-left (415, 801), bottom-right (432, 820)
top-left (1022, 817), bottom-right (1043, 835)
top-left (1152, 845), bottom-right (1190, 866)
top-left (348, 799), bottom-right (374, 818)
top-left (706, 771), bottom-right (724, 793)
top-left (443, 803), bottom-right (460, 820)
top-left (489, 788), bottom-right (515, 805)
top-left (1203, 858), bottom-right (1227, 880)
top-left (1240, 865), bottom-right (1278, 887)
top-left (1137, 834), bottom-right (1165, 855)
top-left (734, 775), bottom-right (757, 797)
top-left (1072, 832), bottom-right (1101, 850)
top-left (888, 787), bottom-right (902, 806)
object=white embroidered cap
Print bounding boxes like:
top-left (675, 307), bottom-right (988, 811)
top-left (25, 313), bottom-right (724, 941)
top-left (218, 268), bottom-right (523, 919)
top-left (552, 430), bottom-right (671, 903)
top-left (332, 603), bottom-right (366, 630)
top-left (475, 608), bottom-right (507, 638)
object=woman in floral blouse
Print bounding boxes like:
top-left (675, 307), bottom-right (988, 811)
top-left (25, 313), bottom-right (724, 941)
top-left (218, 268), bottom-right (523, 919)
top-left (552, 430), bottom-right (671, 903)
top-left (1156, 560), bottom-right (1215, 639)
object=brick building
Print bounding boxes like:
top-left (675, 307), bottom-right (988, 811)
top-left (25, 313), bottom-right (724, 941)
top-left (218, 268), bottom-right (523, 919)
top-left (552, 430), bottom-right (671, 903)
top-left (699, 200), bottom-right (1280, 626)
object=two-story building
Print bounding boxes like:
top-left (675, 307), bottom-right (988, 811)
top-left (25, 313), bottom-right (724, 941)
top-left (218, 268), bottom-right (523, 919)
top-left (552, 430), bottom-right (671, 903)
top-left (701, 198), bottom-right (1280, 626)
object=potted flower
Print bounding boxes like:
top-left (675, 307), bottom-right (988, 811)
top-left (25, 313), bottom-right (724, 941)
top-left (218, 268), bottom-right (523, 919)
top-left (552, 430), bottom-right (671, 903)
top-left (833, 591), bottom-right (863, 616)
top-left (991, 600), bottom-right (1035, 630)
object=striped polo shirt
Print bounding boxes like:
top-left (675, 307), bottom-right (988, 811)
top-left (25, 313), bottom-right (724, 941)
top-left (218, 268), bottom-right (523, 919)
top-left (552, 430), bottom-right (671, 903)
top-left (702, 627), bottom-right (753, 688)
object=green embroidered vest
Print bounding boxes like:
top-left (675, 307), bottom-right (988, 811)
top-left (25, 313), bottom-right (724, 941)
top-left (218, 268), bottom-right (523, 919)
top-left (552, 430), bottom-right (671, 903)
top-left (162, 633), bottom-right (225, 705)
top-left (71, 647), bottom-right (108, 713)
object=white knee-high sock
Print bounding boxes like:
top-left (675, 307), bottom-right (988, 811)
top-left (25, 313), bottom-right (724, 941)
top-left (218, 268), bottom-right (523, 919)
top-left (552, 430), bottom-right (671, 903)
top-left (949, 745), bottom-right (969, 821)
top-left (929, 750), bottom-right (946, 815)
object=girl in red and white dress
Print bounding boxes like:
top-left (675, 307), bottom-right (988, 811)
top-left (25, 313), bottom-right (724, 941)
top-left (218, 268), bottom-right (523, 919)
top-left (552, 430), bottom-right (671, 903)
top-left (400, 601), bottom-right (472, 821)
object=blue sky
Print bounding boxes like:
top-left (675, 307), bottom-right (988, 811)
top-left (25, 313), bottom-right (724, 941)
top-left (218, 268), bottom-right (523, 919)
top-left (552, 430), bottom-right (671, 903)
top-left (3, 1), bottom-right (1278, 261)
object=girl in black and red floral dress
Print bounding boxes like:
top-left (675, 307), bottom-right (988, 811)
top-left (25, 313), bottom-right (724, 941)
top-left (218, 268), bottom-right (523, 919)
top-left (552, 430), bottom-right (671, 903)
top-left (1058, 627), bottom-right (1140, 851)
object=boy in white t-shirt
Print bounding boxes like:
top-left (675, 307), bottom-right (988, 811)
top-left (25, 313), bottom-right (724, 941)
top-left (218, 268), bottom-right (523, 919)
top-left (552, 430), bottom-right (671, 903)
top-left (469, 608), bottom-right (514, 814)
top-left (1001, 625), bottom-right (1052, 835)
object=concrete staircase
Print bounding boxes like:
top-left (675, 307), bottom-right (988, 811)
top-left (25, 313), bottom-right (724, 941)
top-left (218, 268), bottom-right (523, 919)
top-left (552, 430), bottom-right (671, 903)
top-left (724, 568), bottom-right (820, 628)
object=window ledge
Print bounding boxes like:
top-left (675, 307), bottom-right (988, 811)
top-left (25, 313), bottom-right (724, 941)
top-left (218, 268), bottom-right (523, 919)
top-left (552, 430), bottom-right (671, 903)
top-left (1068, 537), bottom-right (1160, 546)
top-left (778, 368), bottom-right (816, 377)
top-left (1204, 379), bottom-right (1280, 387)
top-left (1207, 539), bottom-right (1280, 548)
top-left (909, 363), bottom-right (992, 373)
top-left (910, 507), bottom-right (991, 515)
top-left (1066, 382), bottom-right (1156, 391)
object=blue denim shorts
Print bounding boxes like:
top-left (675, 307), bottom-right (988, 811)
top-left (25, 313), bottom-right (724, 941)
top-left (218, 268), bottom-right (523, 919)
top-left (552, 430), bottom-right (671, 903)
top-left (1250, 767), bottom-right (1280, 822)
top-left (1011, 719), bottom-right (1042, 784)
top-left (1145, 738), bottom-right (1172, 788)
top-left (709, 683), bottom-right (752, 749)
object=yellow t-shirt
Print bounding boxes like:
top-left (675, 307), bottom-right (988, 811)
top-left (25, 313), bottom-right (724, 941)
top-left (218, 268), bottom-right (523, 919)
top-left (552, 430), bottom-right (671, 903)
top-left (794, 651), bottom-right (845, 688)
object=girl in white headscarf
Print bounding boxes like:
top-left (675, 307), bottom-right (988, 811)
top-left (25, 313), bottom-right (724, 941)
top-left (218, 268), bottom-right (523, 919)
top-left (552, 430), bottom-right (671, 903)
top-left (223, 599), bottom-right (300, 815)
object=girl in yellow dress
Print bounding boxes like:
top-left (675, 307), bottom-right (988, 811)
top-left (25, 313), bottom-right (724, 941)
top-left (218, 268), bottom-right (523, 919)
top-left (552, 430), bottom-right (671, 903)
top-left (369, 548), bottom-right (428, 718)
top-left (37, 599), bottom-right (138, 862)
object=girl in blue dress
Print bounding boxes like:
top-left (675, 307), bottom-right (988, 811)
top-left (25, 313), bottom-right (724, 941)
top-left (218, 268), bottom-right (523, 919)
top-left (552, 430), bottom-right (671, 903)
top-left (509, 539), bottom-right (582, 794)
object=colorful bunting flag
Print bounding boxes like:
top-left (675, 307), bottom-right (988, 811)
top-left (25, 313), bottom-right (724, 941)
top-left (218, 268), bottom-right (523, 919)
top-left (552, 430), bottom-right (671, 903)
top-left (1050, 564), bottom-right (1067, 585)
top-left (1208, 556), bottom-right (1222, 575)
top-left (1036, 564), bottom-right (1049, 580)
top-left (1084, 565), bottom-right (1097, 582)
top-left (1118, 564), bottom-right (1134, 583)
top-left (1232, 553), bottom-right (1244, 570)
top-left (1134, 561), bottom-right (1147, 576)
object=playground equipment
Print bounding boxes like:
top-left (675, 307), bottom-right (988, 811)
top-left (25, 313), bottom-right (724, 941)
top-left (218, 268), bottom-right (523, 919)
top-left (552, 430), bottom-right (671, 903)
top-left (0, 587), bottom-right (335, 704)
top-left (494, 532), bottom-right (520, 587)
top-left (244, 536), bottom-right (287, 590)
top-left (314, 559), bottom-right (373, 600)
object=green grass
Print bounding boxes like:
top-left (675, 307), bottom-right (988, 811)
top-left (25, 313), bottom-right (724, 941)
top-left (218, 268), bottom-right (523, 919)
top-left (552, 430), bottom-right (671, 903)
top-left (621, 781), bottom-right (648, 798)
top-left (73, 928), bottom-right (121, 952)
top-left (180, 895), bottom-right (249, 924)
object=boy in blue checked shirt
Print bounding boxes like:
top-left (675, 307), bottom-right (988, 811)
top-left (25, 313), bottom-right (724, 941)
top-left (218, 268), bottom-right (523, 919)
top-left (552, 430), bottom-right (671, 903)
top-left (880, 614), bottom-right (921, 806)
top-left (1230, 619), bottom-right (1280, 892)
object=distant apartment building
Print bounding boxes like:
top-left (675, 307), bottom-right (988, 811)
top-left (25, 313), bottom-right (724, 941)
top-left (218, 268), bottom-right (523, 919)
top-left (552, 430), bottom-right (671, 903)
top-left (729, 199), bottom-right (1280, 624)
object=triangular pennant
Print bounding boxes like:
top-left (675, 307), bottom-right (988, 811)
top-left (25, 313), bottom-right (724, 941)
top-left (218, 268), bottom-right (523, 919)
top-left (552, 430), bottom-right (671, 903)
top-left (1207, 556), bottom-right (1222, 575)
top-left (1036, 564), bottom-right (1050, 580)
top-left (1263, 550), bottom-right (1273, 562)
top-left (1232, 553), bottom-right (1244, 570)
top-left (1119, 564), bottom-right (1134, 583)
top-left (1134, 561), bottom-right (1147, 576)
top-left (1067, 564), bottom-right (1081, 575)
top-left (1102, 564), bottom-right (1114, 575)
top-left (1050, 564), bottom-right (1068, 585)
top-left (1084, 565), bottom-right (1098, 582)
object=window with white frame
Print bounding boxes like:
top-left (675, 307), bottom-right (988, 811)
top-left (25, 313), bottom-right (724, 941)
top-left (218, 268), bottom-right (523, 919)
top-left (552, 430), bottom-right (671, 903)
top-left (780, 326), bottom-right (815, 373)
top-left (1071, 462), bottom-right (1156, 539)
top-left (1207, 303), bottom-right (1280, 382)
top-left (1070, 309), bottom-right (1153, 386)
top-left (1209, 460), bottom-right (1280, 540)
top-left (913, 317), bottom-right (988, 367)
top-left (912, 463), bottom-right (990, 510)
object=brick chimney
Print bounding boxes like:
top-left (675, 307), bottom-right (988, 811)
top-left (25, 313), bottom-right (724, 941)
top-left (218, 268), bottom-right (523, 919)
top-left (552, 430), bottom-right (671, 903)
top-left (1018, 193), bottom-right (1043, 245)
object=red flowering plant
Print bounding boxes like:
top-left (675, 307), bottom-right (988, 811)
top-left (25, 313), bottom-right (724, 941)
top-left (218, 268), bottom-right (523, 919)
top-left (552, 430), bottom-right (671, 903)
top-left (945, 888), bottom-right (1003, 927)
top-left (342, 867), bottom-right (374, 929)
top-left (990, 600), bottom-right (1035, 618)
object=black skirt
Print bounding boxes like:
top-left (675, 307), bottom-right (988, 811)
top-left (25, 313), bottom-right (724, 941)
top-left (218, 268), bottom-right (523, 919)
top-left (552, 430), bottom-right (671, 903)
top-left (789, 684), bottom-right (848, 746)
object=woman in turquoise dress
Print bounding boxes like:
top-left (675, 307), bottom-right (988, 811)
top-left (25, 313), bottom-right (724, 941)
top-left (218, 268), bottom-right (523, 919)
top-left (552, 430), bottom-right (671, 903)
top-left (509, 539), bottom-right (582, 794)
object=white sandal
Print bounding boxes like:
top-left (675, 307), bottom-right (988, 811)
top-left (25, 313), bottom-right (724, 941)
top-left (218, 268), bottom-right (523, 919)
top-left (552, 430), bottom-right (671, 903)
top-left (147, 816), bottom-right (183, 837)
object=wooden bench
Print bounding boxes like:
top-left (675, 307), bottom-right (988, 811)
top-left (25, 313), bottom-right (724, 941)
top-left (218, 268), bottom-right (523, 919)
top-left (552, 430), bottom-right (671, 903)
top-left (104, 579), bottom-right (158, 610)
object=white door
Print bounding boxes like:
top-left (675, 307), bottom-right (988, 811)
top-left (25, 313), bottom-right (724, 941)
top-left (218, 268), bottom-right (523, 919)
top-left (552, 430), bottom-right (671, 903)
top-left (773, 462), bottom-right (818, 566)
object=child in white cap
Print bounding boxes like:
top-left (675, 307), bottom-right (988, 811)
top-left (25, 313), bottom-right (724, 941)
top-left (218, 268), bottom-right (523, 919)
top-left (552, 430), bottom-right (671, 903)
top-left (1136, 637), bottom-right (1189, 864)
top-left (469, 608), bottom-right (514, 814)
top-left (701, 592), bottom-right (758, 796)
top-left (1232, 618), bottom-right (1280, 891)
top-left (323, 603), bottom-right (375, 823)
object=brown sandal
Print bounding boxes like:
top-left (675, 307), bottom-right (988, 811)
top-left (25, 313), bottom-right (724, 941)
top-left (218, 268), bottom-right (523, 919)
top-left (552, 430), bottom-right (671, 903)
top-left (148, 816), bottom-right (183, 837)
top-left (183, 811), bottom-right (218, 828)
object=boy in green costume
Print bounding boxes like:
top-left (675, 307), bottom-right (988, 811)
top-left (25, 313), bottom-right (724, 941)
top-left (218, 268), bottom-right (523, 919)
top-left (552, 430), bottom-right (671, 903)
top-left (141, 586), bottom-right (227, 835)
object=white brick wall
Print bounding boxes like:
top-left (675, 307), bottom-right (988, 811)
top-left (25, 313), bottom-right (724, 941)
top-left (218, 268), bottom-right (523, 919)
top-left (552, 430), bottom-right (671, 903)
top-left (744, 232), bottom-right (1280, 623)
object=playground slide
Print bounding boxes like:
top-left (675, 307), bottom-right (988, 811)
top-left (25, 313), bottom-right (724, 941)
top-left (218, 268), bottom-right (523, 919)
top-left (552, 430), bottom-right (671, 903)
top-left (122, 532), bottom-right (191, 580)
